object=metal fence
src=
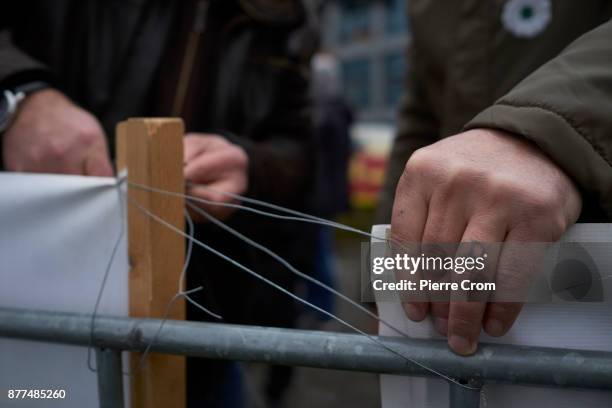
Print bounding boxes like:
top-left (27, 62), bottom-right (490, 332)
top-left (1, 307), bottom-right (611, 408)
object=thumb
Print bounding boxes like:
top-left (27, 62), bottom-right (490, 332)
top-left (184, 134), bottom-right (218, 163)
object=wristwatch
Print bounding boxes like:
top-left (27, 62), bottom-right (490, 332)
top-left (0, 81), bottom-right (50, 133)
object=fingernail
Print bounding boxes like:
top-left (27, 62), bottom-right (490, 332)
top-left (485, 318), bottom-right (505, 337)
top-left (404, 304), bottom-right (423, 321)
top-left (433, 318), bottom-right (448, 336)
top-left (449, 335), bottom-right (477, 356)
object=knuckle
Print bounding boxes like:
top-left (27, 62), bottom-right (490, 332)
top-left (46, 140), bottom-right (69, 161)
top-left (27, 146), bottom-right (44, 167)
top-left (487, 179), bottom-right (569, 239)
top-left (448, 310), bottom-right (480, 337)
top-left (550, 215), bottom-right (568, 238)
top-left (497, 264), bottom-right (532, 292)
top-left (525, 191), bottom-right (557, 215)
top-left (404, 147), bottom-right (447, 187)
top-left (405, 147), bottom-right (434, 174)
top-left (489, 178), bottom-right (553, 211)
top-left (446, 164), bottom-right (485, 190)
top-left (525, 213), bottom-right (569, 240)
top-left (77, 126), bottom-right (102, 145)
top-left (514, 193), bottom-right (564, 234)
top-left (488, 177), bottom-right (522, 203)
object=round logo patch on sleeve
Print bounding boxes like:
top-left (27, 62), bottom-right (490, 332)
top-left (502, 0), bottom-right (552, 38)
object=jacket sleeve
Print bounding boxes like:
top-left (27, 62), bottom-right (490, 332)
top-left (465, 20), bottom-right (612, 219)
top-left (225, 58), bottom-right (315, 209)
top-left (0, 2), bottom-right (52, 88)
top-left (375, 45), bottom-right (440, 224)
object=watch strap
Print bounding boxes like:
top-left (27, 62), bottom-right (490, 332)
top-left (13, 80), bottom-right (50, 96)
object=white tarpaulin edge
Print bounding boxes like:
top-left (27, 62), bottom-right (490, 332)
top-left (0, 172), bottom-right (130, 407)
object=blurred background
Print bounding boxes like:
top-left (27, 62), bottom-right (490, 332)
top-left (322, 0), bottom-right (407, 212)
top-left (247, 1), bottom-right (409, 407)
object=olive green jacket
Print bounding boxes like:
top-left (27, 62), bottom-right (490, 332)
top-left (378, 0), bottom-right (612, 222)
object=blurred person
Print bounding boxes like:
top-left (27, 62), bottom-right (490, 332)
top-left (377, 0), bottom-right (612, 356)
top-left (0, 1), bottom-right (317, 406)
top-left (303, 52), bottom-right (353, 325)
top-left (253, 51), bottom-right (354, 408)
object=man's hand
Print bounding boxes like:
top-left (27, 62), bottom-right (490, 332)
top-left (2, 89), bottom-right (113, 176)
top-left (184, 134), bottom-right (248, 220)
top-left (391, 129), bottom-right (582, 355)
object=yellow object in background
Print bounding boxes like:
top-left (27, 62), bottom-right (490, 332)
top-left (348, 123), bottom-right (394, 210)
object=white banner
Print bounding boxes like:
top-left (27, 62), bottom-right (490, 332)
top-left (0, 172), bottom-right (129, 407)
top-left (372, 224), bottom-right (612, 408)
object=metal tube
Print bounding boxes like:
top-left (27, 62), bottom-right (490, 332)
top-left (95, 348), bottom-right (124, 408)
top-left (1, 307), bottom-right (611, 390)
top-left (450, 379), bottom-right (482, 408)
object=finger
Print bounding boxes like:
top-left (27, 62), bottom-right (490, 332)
top-left (184, 150), bottom-right (236, 184)
top-left (29, 141), bottom-right (81, 175)
top-left (388, 240), bottom-right (429, 322)
top-left (47, 150), bottom-right (84, 175)
top-left (84, 149), bottom-right (114, 177)
top-left (183, 135), bottom-right (210, 164)
top-left (447, 215), bottom-right (507, 355)
top-left (390, 170), bottom-right (429, 242)
top-left (483, 301), bottom-right (523, 337)
top-left (188, 179), bottom-right (241, 202)
top-left (183, 134), bottom-right (224, 164)
top-left (481, 225), bottom-right (544, 337)
top-left (390, 170), bottom-right (429, 321)
top-left (48, 134), bottom-right (109, 176)
top-left (187, 181), bottom-right (240, 219)
top-left (421, 190), bottom-right (468, 335)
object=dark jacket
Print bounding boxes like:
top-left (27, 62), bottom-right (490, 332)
top-left (377, 0), bottom-right (612, 223)
top-left (0, 0), bottom-right (320, 320)
top-left (0, 0), bottom-right (315, 207)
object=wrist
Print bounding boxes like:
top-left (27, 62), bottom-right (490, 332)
top-left (18, 88), bottom-right (63, 108)
top-left (0, 81), bottom-right (52, 133)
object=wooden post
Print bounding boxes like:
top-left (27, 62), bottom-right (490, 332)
top-left (116, 118), bottom-right (186, 408)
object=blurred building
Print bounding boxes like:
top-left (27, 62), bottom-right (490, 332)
top-left (321, 0), bottom-right (410, 123)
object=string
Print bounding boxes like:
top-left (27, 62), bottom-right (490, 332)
top-left (129, 181), bottom-right (386, 242)
top-left (185, 201), bottom-right (411, 339)
top-left (179, 207), bottom-right (195, 293)
top-left (86, 178), bottom-right (474, 387)
top-left (135, 208), bottom-right (222, 373)
top-left (88, 181), bottom-right (221, 374)
top-left (131, 181), bottom-right (412, 269)
top-left (128, 195), bottom-right (478, 390)
top-left (136, 287), bottom-right (204, 371)
top-left (186, 180), bottom-right (377, 234)
top-left (177, 208), bottom-right (223, 321)
top-left (87, 176), bottom-right (127, 372)
top-left (131, 182), bottom-right (422, 342)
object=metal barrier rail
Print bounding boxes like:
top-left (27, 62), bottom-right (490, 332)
top-left (1, 307), bottom-right (611, 408)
